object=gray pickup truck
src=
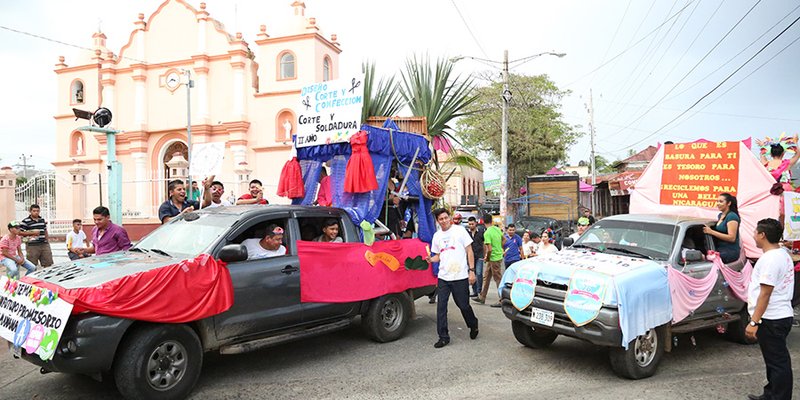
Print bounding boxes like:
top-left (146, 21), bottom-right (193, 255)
top-left (16, 205), bottom-right (434, 400)
top-left (501, 214), bottom-right (754, 379)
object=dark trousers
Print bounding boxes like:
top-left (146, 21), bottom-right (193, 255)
top-left (436, 278), bottom-right (478, 341)
top-left (756, 317), bottom-right (793, 400)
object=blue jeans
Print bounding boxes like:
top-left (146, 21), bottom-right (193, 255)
top-left (2, 257), bottom-right (36, 279)
top-left (472, 259), bottom-right (484, 295)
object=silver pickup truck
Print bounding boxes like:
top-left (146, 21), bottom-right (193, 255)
top-left (500, 214), bottom-right (753, 379)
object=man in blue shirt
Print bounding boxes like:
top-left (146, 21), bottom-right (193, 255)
top-left (503, 223), bottom-right (524, 269)
top-left (158, 178), bottom-right (213, 224)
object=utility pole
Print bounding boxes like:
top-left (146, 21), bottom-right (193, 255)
top-left (587, 89), bottom-right (597, 213)
top-left (184, 69), bottom-right (194, 200)
top-left (500, 50), bottom-right (511, 224)
top-left (16, 154), bottom-right (32, 180)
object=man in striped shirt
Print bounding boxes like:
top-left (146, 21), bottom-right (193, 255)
top-left (19, 204), bottom-right (53, 268)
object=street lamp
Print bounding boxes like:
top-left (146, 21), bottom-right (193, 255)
top-left (453, 50), bottom-right (566, 223)
top-left (73, 106), bottom-right (123, 223)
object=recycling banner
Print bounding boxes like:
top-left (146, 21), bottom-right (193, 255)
top-left (0, 276), bottom-right (73, 361)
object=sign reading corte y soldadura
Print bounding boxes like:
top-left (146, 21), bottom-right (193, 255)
top-left (0, 277), bottom-right (73, 361)
top-left (296, 75), bottom-right (364, 148)
top-left (659, 141), bottom-right (739, 207)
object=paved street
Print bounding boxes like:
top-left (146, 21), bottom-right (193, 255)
top-left (1, 291), bottom-right (798, 400)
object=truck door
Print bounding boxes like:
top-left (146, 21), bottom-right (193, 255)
top-left (293, 211), bottom-right (359, 323)
top-left (675, 225), bottom-right (729, 318)
top-left (213, 215), bottom-right (303, 341)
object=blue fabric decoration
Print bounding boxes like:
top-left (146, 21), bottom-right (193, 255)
top-left (295, 122), bottom-right (433, 245)
top-left (292, 159), bottom-right (323, 205)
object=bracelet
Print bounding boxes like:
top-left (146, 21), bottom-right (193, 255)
top-left (469, 268), bottom-right (475, 272)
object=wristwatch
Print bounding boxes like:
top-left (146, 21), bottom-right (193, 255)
top-left (748, 320), bottom-right (761, 327)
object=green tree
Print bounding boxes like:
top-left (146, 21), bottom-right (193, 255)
top-left (593, 155), bottom-right (616, 174)
top-left (400, 55), bottom-right (479, 167)
top-left (360, 61), bottom-right (405, 123)
top-left (456, 74), bottom-right (582, 191)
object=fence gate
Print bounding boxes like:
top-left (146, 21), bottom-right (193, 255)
top-left (15, 172), bottom-right (57, 222)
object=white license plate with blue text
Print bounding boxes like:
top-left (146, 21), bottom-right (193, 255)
top-left (530, 307), bottom-right (554, 327)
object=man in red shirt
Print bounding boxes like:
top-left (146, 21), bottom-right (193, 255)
top-left (236, 179), bottom-right (269, 205)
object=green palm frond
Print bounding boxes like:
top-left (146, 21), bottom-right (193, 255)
top-left (361, 61), bottom-right (405, 123)
top-left (400, 55), bottom-right (479, 141)
top-left (441, 150), bottom-right (484, 171)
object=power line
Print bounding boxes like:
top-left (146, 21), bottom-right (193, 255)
top-left (594, 98), bottom-right (800, 122)
top-left (450, 0), bottom-right (490, 59)
top-left (589, 0), bottom-right (633, 86)
top-left (662, 31), bottom-right (800, 136)
top-left (562, 0), bottom-right (696, 88)
top-left (611, 13), bottom-right (800, 151)
top-left (664, 3), bottom-right (800, 103)
top-left (602, 0), bottom-right (763, 138)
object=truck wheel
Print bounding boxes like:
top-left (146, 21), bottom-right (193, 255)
top-left (363, 293), bottom-right (410, 343)
top-left (113, 324), bottom-right (203, 400)
top-left (725, 307), bottom-right (757, 345)
top-left (608, 325), bottom-right (665, 379)
top-left (512, 320), bottom-right (558, 349)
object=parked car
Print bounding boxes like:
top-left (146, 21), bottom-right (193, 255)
top-left (500, 214), bottom-right (753, 379)
top-left (16, 205), bottom-right (434, 400)
top-left (514, 216), bottom-right (564, 249)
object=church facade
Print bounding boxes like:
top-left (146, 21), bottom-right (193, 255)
top-left (52, 0), bottom-right (340, 224)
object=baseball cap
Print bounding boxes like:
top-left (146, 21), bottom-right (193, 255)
top-left (7, 220), bottom-right (20, 229)
top-left (577, 217), bottom-right (590, 226)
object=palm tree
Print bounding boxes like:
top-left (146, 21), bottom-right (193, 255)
top-left (361, 61), bottom-right (405, 123)
top-left (399, 55), bottom-right (479, 167)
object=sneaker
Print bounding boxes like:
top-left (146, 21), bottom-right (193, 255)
top-left (490, 302), bottom-right (502, 308)
top-left (433, 339), bottom-right (449, 348)
top-left (471, 297), bottom-right (485, 304)
top-left (470, 326), bottom-right (479, 340)
top-left (469, 293), bottom-right (478, 298)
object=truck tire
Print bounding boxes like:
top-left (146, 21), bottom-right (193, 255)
top-left (363, 293), bottom-right (410, 343)
top-left (512, 320), bottom-right (558, 349)
top-left (608, 325), bottom-right (665, 380)
top-left (113, 324), bottom-right (203, 400)
top-left (725, 306), bottom-right (757, 345)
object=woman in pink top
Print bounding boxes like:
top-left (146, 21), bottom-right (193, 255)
top-left (0, 221), bottom-right (37, 279)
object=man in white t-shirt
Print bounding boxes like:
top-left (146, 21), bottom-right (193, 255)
top-left (569, 217), bottom-right (591, 242)
top-left (202, 181), bottom-right (233, 209)
top-left (66, 219), bottom-right (90, 260)
top-left (242, 224), bottom-right (287, 260)
top-left (745, 218), bottom-right (794, 400)
top-left (426, 208), bottom-right (478, 348)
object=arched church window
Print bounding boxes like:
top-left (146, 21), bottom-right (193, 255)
top-left (279, 51), bottom-right (296, 80)
top-left (323, 57), bottom-right (331, 81)
top-left (276, 109), bottom-right (295, 142)
top-left (71, 131), bottom-right (85, 156)
top-left (71, 80), bottom-right (84, 104)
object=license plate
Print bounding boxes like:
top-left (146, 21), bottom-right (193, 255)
top-left (530, 307), bottom-right (554, 327)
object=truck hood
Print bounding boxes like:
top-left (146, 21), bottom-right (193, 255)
top-left (512, 249), bottom-right (664, 287)
top-left (27, 251), bottom-right (178, 290)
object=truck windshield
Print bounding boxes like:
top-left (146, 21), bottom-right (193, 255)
top-left (574, 220), bottom-right (677, 260)
top-left (134, 212), bottom-right (238, 258)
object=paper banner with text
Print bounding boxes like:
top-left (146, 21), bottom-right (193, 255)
top-left (660, 141), bottom-right (739, 207)
top-left (190, 142), bottom-right (225, 178)
top-left (296, 75), bottom-right (364, 148)
top-left (630, 139), bottom-right (779, 258)
top-left (783, 192), bottom-right (800, 240)
top-left (0, 277), bottom-right (73, 361)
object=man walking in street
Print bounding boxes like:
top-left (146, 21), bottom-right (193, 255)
top-left (426, 208), bottom-right (478, 348)
top-left (19, 204), bottom-right (53, 269)
top-left (473, 214), bottom-right (504, 307)
top-left (467, 216), bottom-right (485, 297)
top-left (85, 206), bottom-right (132, 256)
top-left (746, 218), bottom-right (794, 400)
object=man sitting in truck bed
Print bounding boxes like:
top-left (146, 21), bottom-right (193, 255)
top-left (243, 224), bottom-right (287, 259)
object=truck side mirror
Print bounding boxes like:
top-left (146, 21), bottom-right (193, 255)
top-left (682, 249), bottom-right (704, 263)
top-left (562, 237), bottom-right (574, 247)
top-left (219, 244), bottom-right (248, 263)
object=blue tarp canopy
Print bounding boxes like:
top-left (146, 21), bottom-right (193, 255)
top-left (293, 120), bottom-right (437, 243)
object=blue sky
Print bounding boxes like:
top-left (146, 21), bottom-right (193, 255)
top-left (1, 0), bottom-right (798, 175)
